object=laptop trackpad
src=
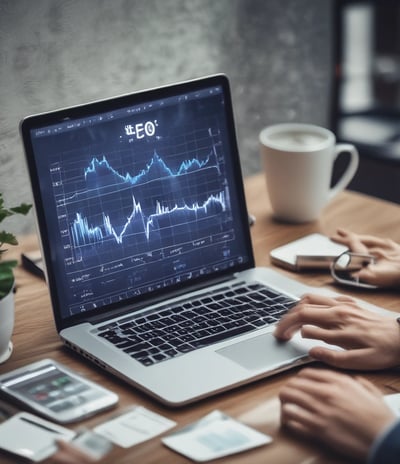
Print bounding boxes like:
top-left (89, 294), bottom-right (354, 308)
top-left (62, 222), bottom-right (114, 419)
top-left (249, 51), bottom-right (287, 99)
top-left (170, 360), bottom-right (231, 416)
top-left (217, 333), bottom-right (307, 371)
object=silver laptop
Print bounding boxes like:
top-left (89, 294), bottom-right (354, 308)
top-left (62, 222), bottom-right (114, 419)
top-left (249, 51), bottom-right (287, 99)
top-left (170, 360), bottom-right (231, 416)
top-left (20, 74), bottom-right (313, 406)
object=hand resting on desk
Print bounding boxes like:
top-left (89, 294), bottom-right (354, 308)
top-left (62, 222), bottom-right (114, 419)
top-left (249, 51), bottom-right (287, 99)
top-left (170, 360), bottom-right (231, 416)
top-left (331, 228), bottom-right (400, 288)
top-left (279, 368), bottom-right (397, 462)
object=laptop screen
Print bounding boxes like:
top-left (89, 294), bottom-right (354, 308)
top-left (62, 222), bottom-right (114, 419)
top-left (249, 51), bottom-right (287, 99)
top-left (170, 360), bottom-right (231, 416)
top-left (21, 75), bottom-right (254, 328)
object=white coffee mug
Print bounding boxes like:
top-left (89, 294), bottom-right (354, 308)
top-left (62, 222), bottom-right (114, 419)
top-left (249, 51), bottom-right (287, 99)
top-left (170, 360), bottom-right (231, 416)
top-left (259, 123), bottom-right (359, 223)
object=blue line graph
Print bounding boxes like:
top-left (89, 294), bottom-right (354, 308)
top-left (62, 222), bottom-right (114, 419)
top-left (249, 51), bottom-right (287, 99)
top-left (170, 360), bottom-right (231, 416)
top-left (71, 191), bottom-right (226, 247)
top-left (63, 144), bottom-right (230, 261)
top-left (84, 150), bottom-right (218, 186)
top-left (82, 148), bottom-right (220, 195)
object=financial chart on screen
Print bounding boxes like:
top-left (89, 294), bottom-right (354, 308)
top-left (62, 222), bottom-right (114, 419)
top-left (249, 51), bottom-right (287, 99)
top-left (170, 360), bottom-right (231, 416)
top-left (32, 86), bottom-right (248, 317)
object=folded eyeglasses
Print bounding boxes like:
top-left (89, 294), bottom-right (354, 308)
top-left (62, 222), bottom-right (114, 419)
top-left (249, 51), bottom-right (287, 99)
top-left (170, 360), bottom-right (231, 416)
top-left (330, 251), bottom-right (378, 289)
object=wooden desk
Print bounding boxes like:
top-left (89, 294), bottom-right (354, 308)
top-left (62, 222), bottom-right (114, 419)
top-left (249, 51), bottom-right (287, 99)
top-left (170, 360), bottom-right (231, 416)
top-left (1, 173), bottom-right (400, 464)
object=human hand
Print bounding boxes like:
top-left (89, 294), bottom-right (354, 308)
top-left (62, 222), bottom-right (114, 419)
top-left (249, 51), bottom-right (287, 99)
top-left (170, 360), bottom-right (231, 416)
top-left (274, 293), bottom-right (400, 369)
top-left (331, 228), bottom-right (400, 288)
top-left (279, 368), bottom-right (396, 461)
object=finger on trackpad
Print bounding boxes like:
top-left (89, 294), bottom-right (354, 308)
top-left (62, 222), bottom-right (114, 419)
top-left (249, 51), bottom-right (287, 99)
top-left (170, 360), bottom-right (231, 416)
top-left (290, 330), bottom-right (343, 352)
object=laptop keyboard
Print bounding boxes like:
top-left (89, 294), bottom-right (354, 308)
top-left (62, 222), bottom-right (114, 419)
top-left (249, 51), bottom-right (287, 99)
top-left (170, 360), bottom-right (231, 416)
top-left (96, 282), bottom-right (296, 366)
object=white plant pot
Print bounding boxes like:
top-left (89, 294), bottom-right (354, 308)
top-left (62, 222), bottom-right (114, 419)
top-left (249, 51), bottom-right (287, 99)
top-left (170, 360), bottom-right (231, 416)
top-left (0, 287), bottom-right (14, 363)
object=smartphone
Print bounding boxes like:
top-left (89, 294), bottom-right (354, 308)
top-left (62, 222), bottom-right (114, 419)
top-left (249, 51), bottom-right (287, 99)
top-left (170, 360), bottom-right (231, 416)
top-left (270, 233), bottom-right (348, 271)
top-left (0, 359), bottom-right (118, 423)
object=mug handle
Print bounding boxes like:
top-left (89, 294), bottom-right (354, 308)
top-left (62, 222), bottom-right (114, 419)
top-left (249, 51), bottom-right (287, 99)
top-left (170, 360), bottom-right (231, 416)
top-left (328, 143), bottom-right (359, 201)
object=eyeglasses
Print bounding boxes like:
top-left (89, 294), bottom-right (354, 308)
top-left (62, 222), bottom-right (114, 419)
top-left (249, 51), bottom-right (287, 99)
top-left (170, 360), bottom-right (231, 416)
top-left (330, 251), bottom-right (378, 289)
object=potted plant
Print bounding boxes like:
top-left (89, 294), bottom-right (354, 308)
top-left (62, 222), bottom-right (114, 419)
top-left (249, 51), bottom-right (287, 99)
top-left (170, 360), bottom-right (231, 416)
top-left (0, 193), bottom-right (32, 363)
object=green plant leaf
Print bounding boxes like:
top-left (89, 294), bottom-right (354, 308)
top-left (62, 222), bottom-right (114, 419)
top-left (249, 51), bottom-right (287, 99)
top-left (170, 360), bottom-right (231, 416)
top-left (0, 231), bottom-right (18, 246)
top-left (0, 194), bottom-right (32, 298)
top-left (10, 203), bottom-right (32, 215)
top-left (0, 260), bottom-right (18, 271)
top-left (0, 260), bottom-right (16, 299)
top-left (0, 210), bottom-right (13, 223)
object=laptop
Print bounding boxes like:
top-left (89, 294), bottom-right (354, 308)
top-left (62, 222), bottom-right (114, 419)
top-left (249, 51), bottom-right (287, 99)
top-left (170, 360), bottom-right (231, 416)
top-left (20, 74), bottom-right (315, 406)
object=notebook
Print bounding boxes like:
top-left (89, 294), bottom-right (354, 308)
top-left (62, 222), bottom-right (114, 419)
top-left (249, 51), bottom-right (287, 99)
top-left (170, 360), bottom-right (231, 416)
top-left (20, 74), bottom-right (315, 406)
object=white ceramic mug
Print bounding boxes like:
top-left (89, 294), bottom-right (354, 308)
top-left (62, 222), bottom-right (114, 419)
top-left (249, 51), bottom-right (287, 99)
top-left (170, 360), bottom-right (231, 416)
top-left (259, 123), bottom-right (359, 223)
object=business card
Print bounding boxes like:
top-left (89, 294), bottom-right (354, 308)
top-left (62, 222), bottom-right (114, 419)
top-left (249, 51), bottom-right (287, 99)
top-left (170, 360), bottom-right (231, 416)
top-left (162, 410), bottom-right (272, 462)
top-left (94, 405), bottom-right (176, 448)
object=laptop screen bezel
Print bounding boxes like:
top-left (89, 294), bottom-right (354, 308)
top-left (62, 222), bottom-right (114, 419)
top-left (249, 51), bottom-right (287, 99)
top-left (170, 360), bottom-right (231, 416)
top-left (20, 74), bottom-right (255, 332)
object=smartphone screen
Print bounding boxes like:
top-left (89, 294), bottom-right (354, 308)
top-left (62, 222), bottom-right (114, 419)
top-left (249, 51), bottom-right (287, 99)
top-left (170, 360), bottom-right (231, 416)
top-left (0, 360), bottom-right (118, 423)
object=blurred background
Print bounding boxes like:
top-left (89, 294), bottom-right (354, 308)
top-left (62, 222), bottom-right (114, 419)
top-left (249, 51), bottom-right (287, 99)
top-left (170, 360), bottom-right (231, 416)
top-left (0, 0), bottom-right (333, 234)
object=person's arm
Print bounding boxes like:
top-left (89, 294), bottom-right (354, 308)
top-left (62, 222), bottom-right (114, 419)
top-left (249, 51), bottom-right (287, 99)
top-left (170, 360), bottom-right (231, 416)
top-left (279, 368), bottom-right (397, 462)
top-left (274, 293), bottom-right (400, 370)
top-left (331, 228), bottom-right (400, 288)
